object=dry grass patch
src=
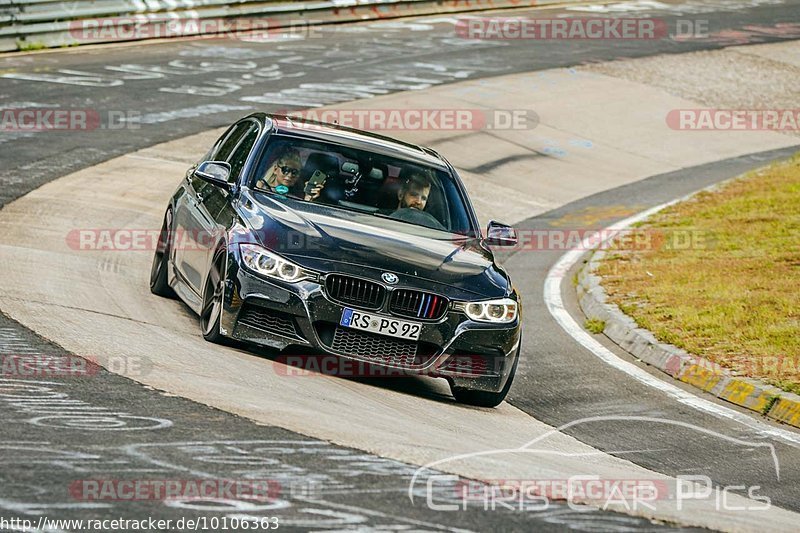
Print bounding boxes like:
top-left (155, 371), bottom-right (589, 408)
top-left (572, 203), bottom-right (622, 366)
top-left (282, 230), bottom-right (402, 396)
top-left (585, 318), bottom-right (606, 334)
top-left (597, 154), bottom-right (800, 394)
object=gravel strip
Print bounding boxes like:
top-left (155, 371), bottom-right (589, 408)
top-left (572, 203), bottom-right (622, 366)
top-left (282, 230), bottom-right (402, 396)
top-left (581, 41), bottom-right (800, 137)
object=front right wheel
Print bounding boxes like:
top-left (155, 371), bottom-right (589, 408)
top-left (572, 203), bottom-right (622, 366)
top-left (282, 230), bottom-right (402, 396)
top-left (150, 209), bottom-right (176, 298)
top-left (201, 250), bottom-right (227, 344)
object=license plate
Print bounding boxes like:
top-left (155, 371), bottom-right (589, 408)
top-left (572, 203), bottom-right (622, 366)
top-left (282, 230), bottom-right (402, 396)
top-left (339, 308), bottom-right (421, 341)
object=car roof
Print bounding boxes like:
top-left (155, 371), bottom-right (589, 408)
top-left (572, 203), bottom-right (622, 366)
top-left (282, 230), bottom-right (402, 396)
top-left (253, 113), bottom-right (450, 170)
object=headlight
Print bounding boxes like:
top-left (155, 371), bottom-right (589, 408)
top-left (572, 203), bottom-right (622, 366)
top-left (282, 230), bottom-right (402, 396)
top-left (239, 244), bottom-right (315, 283)
top-left (455, 298), bottom-right (518, 324)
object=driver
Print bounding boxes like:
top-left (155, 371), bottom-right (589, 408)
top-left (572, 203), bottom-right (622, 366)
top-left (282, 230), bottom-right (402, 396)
top-left (388, 172), bottom-right (445, 231)
top-left (395, 172), bottom-right (431, 211)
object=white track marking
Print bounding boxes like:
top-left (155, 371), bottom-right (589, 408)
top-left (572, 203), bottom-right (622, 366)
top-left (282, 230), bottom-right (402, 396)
top-left (125, 153), bottom-right (187, 164)
top-left (543, 198), bottom-right (800, 447)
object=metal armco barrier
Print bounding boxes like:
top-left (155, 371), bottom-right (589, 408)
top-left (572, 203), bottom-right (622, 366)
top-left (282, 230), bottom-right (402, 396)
top-left (0, 0), bottom-right (595, 52)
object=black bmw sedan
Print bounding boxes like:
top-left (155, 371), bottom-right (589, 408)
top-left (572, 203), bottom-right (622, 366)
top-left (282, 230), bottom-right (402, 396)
top-left (150, 114), bottom-right (522, 407)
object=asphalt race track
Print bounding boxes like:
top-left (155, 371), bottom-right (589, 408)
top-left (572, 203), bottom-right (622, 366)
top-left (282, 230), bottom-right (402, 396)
top-left (1, 0), bottom-right (800, 531)
top-left (5, 0), bottom-right (800, 204)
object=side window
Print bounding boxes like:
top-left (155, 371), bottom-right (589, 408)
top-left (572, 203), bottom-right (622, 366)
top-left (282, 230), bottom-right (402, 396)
top-left (192, 124), bottom-right (241, 196)
top-left (199, 121), bottom-right (258, 217)
top-left (227, 123), bottom-right (259, 182)
top-left (201, 125), bottom-right (235, 163)
top-left (443, 175), bottom-right (471, 234)
top-left (215, 122), bottom-right (252, 162)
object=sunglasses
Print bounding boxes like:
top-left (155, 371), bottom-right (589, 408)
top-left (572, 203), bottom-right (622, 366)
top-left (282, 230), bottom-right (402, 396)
top-left (278, 165), bottom-right (300, 178)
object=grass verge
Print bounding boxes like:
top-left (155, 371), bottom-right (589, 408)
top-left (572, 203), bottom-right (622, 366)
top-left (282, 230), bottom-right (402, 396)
top-left (596, 154), bottom-right (800, 394)
top-left (585, 318), bottom-right (606, 334)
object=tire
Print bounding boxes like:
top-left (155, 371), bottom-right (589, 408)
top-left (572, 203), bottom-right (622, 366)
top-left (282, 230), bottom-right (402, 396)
top-left (201, 250), bottom-right (227, 344)
top-left (150, 209), bottom-right (176, 298)
top-left (451, 346), bottom-right (520, 408)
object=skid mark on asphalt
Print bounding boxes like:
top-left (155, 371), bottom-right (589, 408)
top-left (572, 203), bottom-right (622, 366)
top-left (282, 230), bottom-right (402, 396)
top-left (0, 317), bottom-right (681, 531)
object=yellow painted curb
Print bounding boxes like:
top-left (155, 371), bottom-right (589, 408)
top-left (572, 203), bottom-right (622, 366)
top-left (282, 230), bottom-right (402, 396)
top-left (675, 364), bottom-right (800, 429)
top-left (678, 364), bottom-right (723, 393)
top-left (769, 397), bottom-right (800, 428)
top-left (717, 379), bottom-right (774, 413)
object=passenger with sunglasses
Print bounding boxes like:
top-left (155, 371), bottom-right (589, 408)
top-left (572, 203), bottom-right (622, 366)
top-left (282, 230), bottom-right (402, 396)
top-left (257, 147), bottom-right (330, 202)
top-left (257, 147), bottom-right (304, 194)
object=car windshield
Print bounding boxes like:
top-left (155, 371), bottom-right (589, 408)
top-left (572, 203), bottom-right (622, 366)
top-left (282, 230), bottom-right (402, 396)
top-left (250, 134), bottom-right (474, 235)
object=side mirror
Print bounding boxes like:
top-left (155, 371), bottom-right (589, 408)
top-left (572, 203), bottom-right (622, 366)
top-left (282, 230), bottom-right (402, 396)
top-left (194, 161), bottom-right (231, 190)
top-left (485, 221), bottom-right (517, 246)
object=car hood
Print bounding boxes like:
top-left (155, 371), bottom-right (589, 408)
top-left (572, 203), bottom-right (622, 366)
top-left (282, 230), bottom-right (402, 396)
top-left (238, 191), bottom-right (509, 298)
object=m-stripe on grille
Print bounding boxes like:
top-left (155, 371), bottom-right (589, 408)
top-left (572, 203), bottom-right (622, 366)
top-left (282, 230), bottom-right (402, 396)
top-left (389, 289), bottom-right (448, 320)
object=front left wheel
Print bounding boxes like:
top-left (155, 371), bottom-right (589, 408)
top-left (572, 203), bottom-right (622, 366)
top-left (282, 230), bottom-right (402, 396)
top-left (451, 345), bottom-right (520, 408)
top-left (201, 250), bottom-right (227, 344)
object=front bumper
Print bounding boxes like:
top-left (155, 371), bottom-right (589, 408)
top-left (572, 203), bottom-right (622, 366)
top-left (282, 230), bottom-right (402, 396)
top-left (220, 261), bottom-right (521, 393)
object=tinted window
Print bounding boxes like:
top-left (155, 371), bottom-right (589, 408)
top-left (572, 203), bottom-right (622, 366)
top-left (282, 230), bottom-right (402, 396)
top-left (216, 122), bottom-right (252, 162)
top-left (227, 123), bottom-right (259, 181)
top-left (202, 124), bottom-right (236, 162)
top-left (251, 135), bottom-right (474, 235)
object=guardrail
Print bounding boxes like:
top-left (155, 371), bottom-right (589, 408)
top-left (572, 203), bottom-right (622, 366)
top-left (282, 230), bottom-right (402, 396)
top-left (0, 0), bottom-right (595, 52)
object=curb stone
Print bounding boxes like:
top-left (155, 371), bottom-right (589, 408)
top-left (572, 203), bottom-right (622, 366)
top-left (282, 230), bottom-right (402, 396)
top-left (577, 249), bottom-right (800, 430)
